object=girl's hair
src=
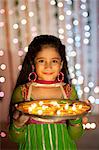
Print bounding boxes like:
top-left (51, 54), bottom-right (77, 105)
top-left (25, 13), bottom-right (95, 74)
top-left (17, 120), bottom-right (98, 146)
top-left (15, 35), bottom-right (70, 87)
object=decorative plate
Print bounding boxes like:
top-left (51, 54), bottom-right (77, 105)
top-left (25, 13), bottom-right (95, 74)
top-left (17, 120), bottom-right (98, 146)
top-left (15, 99), bottom-right (91, 121)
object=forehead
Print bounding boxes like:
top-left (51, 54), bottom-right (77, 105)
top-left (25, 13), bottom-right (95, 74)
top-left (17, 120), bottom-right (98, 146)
top-left (35, 47), bottom-right (61, 59)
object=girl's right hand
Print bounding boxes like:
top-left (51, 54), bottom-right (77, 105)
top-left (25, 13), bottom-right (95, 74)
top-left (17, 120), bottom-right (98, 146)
top-left (13, 111), bottom-right (30, 128)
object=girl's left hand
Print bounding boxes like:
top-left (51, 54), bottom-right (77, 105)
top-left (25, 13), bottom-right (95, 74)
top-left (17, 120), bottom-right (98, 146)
top-left (82, 99), bottom-right (92, 124)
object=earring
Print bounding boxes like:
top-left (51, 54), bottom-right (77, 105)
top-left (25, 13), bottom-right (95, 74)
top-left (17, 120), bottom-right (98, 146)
top-left (57, 72), bottom-right (64, 82)
top-left (28, 65), bottom-right (37, 82)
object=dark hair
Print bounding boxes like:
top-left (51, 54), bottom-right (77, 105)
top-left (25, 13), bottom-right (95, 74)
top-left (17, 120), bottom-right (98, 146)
top-left (15, 35), bottom-right (70, 87)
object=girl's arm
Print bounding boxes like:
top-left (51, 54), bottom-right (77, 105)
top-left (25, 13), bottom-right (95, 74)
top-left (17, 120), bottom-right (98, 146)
top-left (9, 86), bottom-right (28, 143)
top-left (64, 85), bottom-right (84, 140)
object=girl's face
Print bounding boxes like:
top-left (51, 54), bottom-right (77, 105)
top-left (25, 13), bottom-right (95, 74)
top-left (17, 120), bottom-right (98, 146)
top-left (34, 47), bottom-right (63, 81)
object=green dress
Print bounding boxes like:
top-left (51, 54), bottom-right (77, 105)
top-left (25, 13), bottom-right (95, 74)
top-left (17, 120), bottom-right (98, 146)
top-left (9, 83), bottom-right (84, 150)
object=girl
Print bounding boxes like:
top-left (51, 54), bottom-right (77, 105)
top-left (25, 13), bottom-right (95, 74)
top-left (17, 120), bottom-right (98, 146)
top-left (9, 35), bottom-right (84, 150)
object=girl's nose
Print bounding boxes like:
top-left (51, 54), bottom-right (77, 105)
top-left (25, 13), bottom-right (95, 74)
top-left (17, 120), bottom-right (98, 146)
top-left (44, 62), bottom-right (52, 68)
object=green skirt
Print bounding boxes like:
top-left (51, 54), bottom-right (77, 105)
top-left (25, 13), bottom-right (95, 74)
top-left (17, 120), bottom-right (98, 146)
top-left (18, 123), bottom-right (76, 150)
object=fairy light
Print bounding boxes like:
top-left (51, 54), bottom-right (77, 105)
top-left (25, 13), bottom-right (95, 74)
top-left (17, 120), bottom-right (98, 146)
top-left (59, 34), bottom-right (64, 40)
top-left (18, 65), bottom-right (22, 71)
top-left (83, 38), bottom-right (89, 44)
top-left (66, 10), bottom-right (72, 16)
top-left (66, 0), bottom-right (72, 5)
top-left (13, 38), bottom-right (18, 44)
top-left (84, 87), bottom-right (90, 93)
top-left (21, 19), bottom-right (27, 25)
top-left (0, 76), bottom-right (6, 83)
top-left (85, 123), bottom-right (91, 129)
top-left (75, 63), bottom-right (81, 69)
top-left (73, 20), bottom-right (79, 26)
top-left (67, 38), bottom-right (74, 44)
top-left (88, 82), bottom-right (94, 88)
top-left (75, 35), bottom-right (81, 42)
top-left (50, 0), bottom-right (56, 5)
top-left (76, 71), bottom-right (81, 77)
top-left (66, 24), bottom-right (72, 30)
top-left (8, 10), bottom-right (14, 15)
top-left (13, 23), bottom-right (19, 29)
top-left (77, 89), bottom-right (83, 97)
top-left (84, 25), bottom-right (91, 31)
top-left (71, 51), bottom-right (76, 57)
top-left (0, 131), bottom-right (6, 138)
top-left (0, 9), bottom-right (5, 14)
top-left (67, 45), bottom-right (73, 51)
top-left (81, 0), bottom-right (87, 3)
top-left (0, 50), bottom-right (4, 56)
top-left (31, 26), bottom-right (37, 32)
top-left (0, 91), bottom-right (4, 98)
top-left (94, 86), bottom-right (99, 94)
top-left (88, 96), bottom-right (95, 104)
top-left (66, 56), bottom-right (69, 61)
top-left (70, 73), bottom-right (75, 78)
top-left (80, 4), bottom-right (86, 9)
top-left (57, 2), bottom-right (63, 8)
top-left (0, 22), bottom-right (4, 27)
top-left (95, 99), bottom-right (99, 104)
top-left (90, 123), bottom-right (96, 129)
top-left (72, 78), bottom-right (77, 85)
top-left (24, 46), bottom-right (28, 52)
top-left (20, 5), bottom-right (26, 11)
top-left (84, 32), bottom-right (91, 37)
top-left (18, 50), bottom-right (24, 57)
top-left (29, 11), bottom-right (34, 17)
top-left (78, 76), bottom-right (84, 84)
top-left (59, 15), bottom-right (64, 21)
top-left (58, 28), bottom-right (64, 34)
top-left (0, 64), bottom-right (6, 70)
top-left (82, 11), bottom-right (88, 17)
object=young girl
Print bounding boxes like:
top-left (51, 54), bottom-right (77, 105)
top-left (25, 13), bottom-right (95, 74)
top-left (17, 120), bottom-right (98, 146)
top-left (9, 35), bottom-right (84, 150)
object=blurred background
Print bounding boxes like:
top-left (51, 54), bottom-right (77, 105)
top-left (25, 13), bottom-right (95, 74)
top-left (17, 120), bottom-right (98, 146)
top-left (0, 0), bottom-right (99, 149)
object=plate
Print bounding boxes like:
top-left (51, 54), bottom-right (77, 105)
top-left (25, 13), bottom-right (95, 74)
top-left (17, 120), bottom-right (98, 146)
top-left (15, 99), bottom-right (91, 121)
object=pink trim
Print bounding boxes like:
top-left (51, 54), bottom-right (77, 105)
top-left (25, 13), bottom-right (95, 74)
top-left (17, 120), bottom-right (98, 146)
top-left (26, 118), bottom-right (66, 124)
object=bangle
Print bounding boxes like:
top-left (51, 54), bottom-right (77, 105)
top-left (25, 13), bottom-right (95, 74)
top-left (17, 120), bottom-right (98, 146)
top-left (69, 118), bottom-right (82, 125)
top-left (12, 123), bottom-right (25, 132)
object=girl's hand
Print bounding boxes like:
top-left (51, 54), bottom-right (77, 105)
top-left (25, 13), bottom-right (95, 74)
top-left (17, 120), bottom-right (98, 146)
top-left (84, 99), bottom-right (91, 105)
top-left (82, 99), bottom-right (92, 124)
top-left (13, 110), bottom-right (30, 128)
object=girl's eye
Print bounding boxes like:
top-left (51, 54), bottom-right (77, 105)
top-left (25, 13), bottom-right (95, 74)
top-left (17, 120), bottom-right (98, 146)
top-left (38, 60), bottom-right (45, 63)
top-left (52, 60), bottom-right (59, 63)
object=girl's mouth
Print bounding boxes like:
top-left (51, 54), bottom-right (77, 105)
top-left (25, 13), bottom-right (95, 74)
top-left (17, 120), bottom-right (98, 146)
top-left (43, 72), bottom-right (54, 75)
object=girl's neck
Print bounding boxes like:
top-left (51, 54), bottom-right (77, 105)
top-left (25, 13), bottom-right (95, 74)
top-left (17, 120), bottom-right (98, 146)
top-left (35, 79), bottom-right (61, 84)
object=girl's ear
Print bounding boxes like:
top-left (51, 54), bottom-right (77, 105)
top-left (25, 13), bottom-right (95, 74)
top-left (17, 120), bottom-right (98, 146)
top-left (60, 61), bottom-right (63, 70)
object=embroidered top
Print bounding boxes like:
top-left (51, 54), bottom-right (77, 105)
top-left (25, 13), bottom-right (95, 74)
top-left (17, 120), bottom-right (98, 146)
top-left (9, 81), bottom-right (84, 150)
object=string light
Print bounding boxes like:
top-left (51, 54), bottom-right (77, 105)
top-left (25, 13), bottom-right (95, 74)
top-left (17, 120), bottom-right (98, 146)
top-left (50, 0), bottom-right (56, 5)
top-left (21, 19), bottom-right (27, 25)
top-left (0, 9), bottom-right (5, 14)
top-left (0, 64), bottom-right (6, 70)
top-left (84, 87), bottom-right (90, 93)
top-left (94, 86), bottom-right (99, 94)
top-left (57, 2), bottom-right (63, 8)
top-left (13, 23), bottom-right (19, 29)
top-left (0, 50), bottom-right (4, 56)
top-left (88, 96), bottom-right (95, 104)
top-left (0, 22), bottom-right (4, 27)
top-left (0, 91), bottom-right (4, 98)
top-left (29, 11), bottom-right (34, 17)
top-left (0, 76), bottom-right (6, 83)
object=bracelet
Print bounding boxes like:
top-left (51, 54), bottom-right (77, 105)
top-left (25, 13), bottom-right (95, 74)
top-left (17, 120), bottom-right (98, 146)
top-left (69, 118), bottom-right (82, 125)
top-left (12, 123), bottom-right (25, 132)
